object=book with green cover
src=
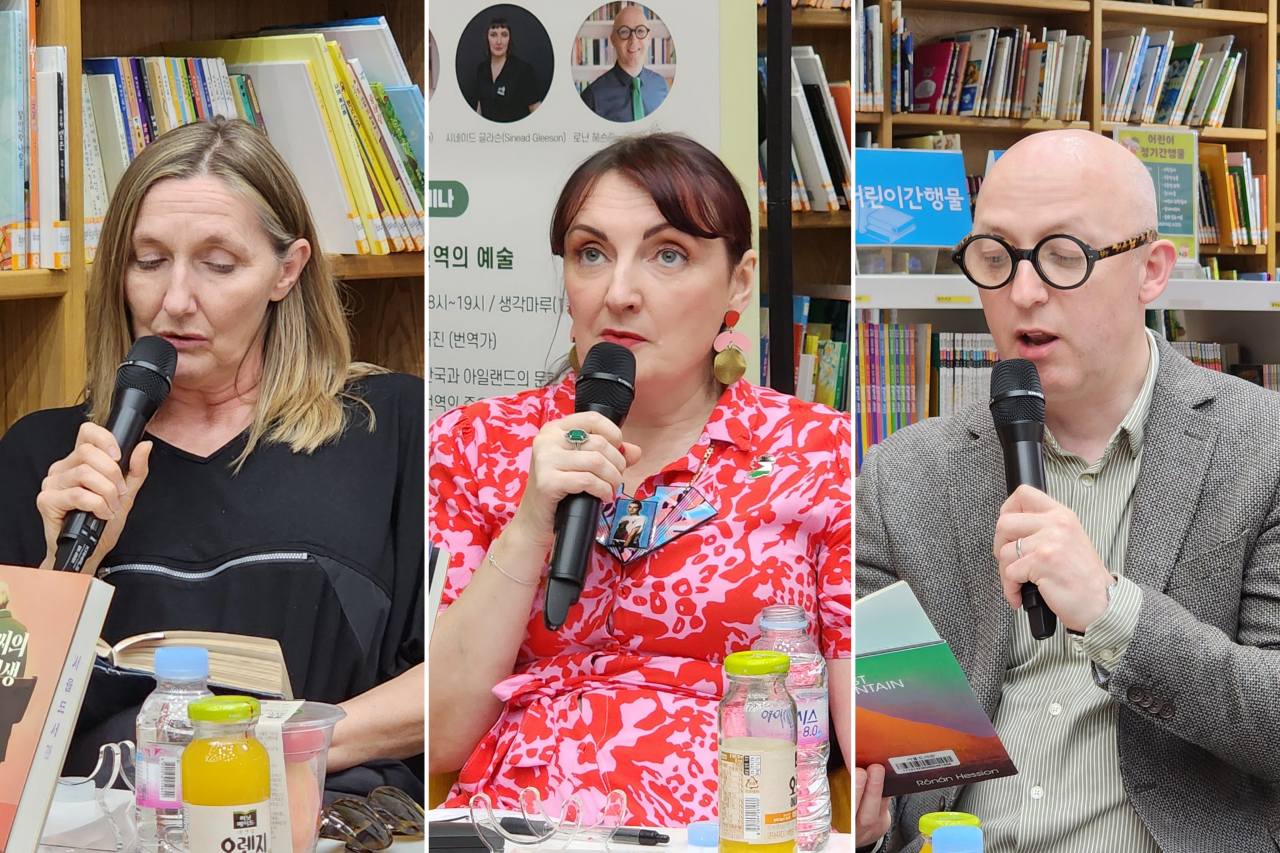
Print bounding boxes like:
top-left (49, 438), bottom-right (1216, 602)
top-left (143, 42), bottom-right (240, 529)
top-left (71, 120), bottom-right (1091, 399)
top-left (1154, 43), bottom-right (1201, 124)
top-left (371, 80), bottom-right (423, 200)
top-left (857, 581), bottom-right (1018, 797)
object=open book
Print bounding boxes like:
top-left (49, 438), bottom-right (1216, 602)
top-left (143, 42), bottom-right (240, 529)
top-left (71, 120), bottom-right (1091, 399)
top-left (94, 630), bottom-right (292, 699)
top-left (856, 581), bottom-right (1017, 797)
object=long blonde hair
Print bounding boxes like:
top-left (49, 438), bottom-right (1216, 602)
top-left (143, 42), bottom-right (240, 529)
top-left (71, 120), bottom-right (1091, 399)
top-left (86, 117), bottom-right (384, 468)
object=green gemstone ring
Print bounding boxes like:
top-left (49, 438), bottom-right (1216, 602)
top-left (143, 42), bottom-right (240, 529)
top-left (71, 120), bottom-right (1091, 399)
top-left (565, 428), bottom-right (589, 449)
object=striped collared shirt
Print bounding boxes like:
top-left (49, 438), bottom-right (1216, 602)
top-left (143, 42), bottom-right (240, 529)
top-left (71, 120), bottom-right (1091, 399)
top-left (955, 329), bottom-right (1160, 853)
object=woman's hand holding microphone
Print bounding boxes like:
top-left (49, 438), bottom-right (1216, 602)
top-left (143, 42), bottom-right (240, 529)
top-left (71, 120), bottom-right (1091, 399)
top-left (35, 422), bottom-right (153, 575)
top-left (497, 412), bottom-right (641, 582)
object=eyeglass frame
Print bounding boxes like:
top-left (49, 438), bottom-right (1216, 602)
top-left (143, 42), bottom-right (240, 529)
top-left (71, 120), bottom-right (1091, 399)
top-left (612, 25), bottom-right (651, 41)
top-left (950, 229), bottom-right (1159, 290)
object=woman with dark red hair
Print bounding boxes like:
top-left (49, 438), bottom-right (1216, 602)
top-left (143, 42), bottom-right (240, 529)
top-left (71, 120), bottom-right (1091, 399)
top-left (429, 133), bottom-right (850, 826)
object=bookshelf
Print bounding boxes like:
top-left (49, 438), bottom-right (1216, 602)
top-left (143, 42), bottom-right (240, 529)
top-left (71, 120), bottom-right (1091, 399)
top-left (855, 0), bottom-right (1280, 458)
top-left (0, 0), bottom-right (425, 433)
top-left (858, 0), bottom-right (1277, 274)
top-left (759, 5), bottom-right (853, 395)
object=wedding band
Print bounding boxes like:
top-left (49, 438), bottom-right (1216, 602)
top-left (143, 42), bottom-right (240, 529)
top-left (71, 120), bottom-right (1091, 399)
top-left (1016, 538), bottom-right (1024, 559)
top-left (565, 428), bottom-right (589, 450)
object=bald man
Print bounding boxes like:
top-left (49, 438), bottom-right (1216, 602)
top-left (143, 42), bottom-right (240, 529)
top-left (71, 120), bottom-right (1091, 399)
top-left (580, 5), bottom-right (669, 123)
top-left (856, 130), bottom-right (1280, 852)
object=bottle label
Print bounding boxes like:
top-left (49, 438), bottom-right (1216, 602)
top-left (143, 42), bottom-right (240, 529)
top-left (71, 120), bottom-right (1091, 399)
top-left (136, 743), bottom-right (183, 809)
top-left (795, 690), bottom-right (829, 747)
top-left (185, 801), bottom-right (271, 853)
top-left (718, 741), bottom-right (797, 844)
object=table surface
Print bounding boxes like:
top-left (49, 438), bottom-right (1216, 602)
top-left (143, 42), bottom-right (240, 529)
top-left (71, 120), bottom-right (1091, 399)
top-left (429, 808), bottom-right (852, 853)
top-left (40, 790), bottom-right (423, 853)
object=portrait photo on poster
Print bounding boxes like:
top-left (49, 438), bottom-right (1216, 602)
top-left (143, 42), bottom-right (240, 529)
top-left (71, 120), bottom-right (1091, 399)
top-left (429, 30), bottom-right (440, 100)
top-left (573, 1), bottom-right (676, 123)
top-left (455, 4), bottom-right (554, 123)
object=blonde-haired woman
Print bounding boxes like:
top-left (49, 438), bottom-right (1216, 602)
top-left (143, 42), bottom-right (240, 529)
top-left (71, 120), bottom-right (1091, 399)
top-left (0, 117), bottom-right (424, 797)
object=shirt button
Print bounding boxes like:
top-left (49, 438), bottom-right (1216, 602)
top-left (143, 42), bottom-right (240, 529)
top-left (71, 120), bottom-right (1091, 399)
top-left (1100, 648), bottom-right (1116, 662)
top-left (1030, 786), bottom-right (1044, 800)
top-left (1080, 473), bottom-right (1095, 486)
top-left (1049, 702), bottom-right (1062, 716)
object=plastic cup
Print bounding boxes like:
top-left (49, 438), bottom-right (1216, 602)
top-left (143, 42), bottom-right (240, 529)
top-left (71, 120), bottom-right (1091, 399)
top-left (281, 701), bottom-right (346, 853)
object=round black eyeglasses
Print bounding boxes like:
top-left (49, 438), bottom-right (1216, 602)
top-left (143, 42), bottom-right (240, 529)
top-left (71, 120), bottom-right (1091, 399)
top-left (614, 25), bottom-right (651, 40)
top-left (951, 229), bottom-right (1158, 290)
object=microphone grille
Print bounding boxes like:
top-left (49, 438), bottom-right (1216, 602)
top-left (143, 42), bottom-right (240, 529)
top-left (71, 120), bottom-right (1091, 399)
top-left (576, 342), bottom-right (637, 416)
top-left (115, 336), bottom-right (178, 409)
top-left (990, 358), bottom-right (1045, 426)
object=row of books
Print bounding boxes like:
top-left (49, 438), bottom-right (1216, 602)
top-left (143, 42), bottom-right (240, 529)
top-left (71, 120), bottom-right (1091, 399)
top-left (761, 297), bottom-right (852, 411)
top-left (1104, 31), bottom-right (1244, 127)
top-left (1197, 143), bottom-right (1267, 247)
top-left (1169, 340), bottom-right (1233, 372)
top-left (4, 15), bottom-right (425, 269)
top-left (92, 19), bottom-right (422, 259)
top-left (911, 26), bottom-right (1090, 122)
top-left (854, 313), bottom-right (934, 469)
top-left (757, 48), bottom-right (852, 214)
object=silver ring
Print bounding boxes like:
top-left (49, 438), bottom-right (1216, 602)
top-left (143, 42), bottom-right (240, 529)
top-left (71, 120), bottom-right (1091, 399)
top-left (565, 428), bottom-right (589, 450)
top-left (1016, 538), bottom-right (1024, 559)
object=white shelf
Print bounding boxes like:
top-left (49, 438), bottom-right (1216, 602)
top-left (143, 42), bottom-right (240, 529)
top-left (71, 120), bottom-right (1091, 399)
top-left (855, 274), bottom-right (1280, 311)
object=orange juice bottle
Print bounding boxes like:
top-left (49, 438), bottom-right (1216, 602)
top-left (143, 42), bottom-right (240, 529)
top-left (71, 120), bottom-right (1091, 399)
top-left (718, 651), bottom-right (797, 853)
top-left (182, 696), bottom-right (272, 853)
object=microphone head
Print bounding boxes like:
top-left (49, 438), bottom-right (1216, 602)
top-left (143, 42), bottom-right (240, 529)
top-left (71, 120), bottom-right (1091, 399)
top-left (116, 336), bottom-right (178, 410)
top-left (990, 358), bottom-right (1045, 427)
top-left (576, 342), bottom-right (637, 420)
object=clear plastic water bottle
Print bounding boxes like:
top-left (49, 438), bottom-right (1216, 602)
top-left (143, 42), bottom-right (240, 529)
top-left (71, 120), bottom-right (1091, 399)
top-left (135, 647), bottom-right (213, 853)
top-left (753, 605), bottom-right (830, 852)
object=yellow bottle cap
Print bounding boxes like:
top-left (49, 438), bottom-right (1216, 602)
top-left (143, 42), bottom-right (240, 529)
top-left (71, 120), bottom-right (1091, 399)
top-left (724, 651), bottom-right (790, 676)
top-left (189, 695), bottom-right (261, 723)
top-left (919, 812), bottom-right (980, 835)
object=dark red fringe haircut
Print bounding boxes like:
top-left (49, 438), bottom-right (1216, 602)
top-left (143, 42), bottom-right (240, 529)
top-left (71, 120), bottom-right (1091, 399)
top-left (550, 133), bottom-right (753, 266)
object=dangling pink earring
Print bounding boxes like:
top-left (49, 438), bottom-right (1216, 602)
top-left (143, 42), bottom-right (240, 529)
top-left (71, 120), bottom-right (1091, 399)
top-left (713, 310), bottom-right (750, 385)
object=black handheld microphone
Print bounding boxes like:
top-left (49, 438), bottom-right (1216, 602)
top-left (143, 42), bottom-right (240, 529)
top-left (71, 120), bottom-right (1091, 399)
top-left (990, 358), bottom-right (1057, 640)
top-left (543, 342), bottom-right (636, 630)
top-left (53, 336), bottom-right (177, 573)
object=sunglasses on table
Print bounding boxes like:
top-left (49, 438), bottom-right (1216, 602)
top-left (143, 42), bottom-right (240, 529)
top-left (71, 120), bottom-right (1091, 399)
top-left (951, 229), bottom-right (1158, 290)
top-left (320, 786), bottom-right (425, 852)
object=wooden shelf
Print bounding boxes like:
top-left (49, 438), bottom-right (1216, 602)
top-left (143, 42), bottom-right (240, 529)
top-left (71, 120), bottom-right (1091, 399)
top-left (906, 0), bottom-right (1088, 13)
top-left (1200, 243), bottom-right (1269, 256)
top-left (892, 113), bottom-right (1090, 131)
top-left (1100, 121), bottom-right (1268, 141)
top-left (761, 211), bottom-right (852, 230)
top-left (1100, 1), bottom-right (1268, 27)
top-left (796, 283), bottom-right (853, 301)
top-left (855, 111), bottom-right (885, 124)
top-left (327, 253), bottom-right (425, 281)
top-left (757, 8), bottom-right (851, 28)
top-left (0, 269), bottom-right (70, 301)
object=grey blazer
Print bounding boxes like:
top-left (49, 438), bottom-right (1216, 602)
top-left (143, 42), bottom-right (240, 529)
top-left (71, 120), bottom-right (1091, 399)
top-left (857, 338), bottom-right (1280, 852)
